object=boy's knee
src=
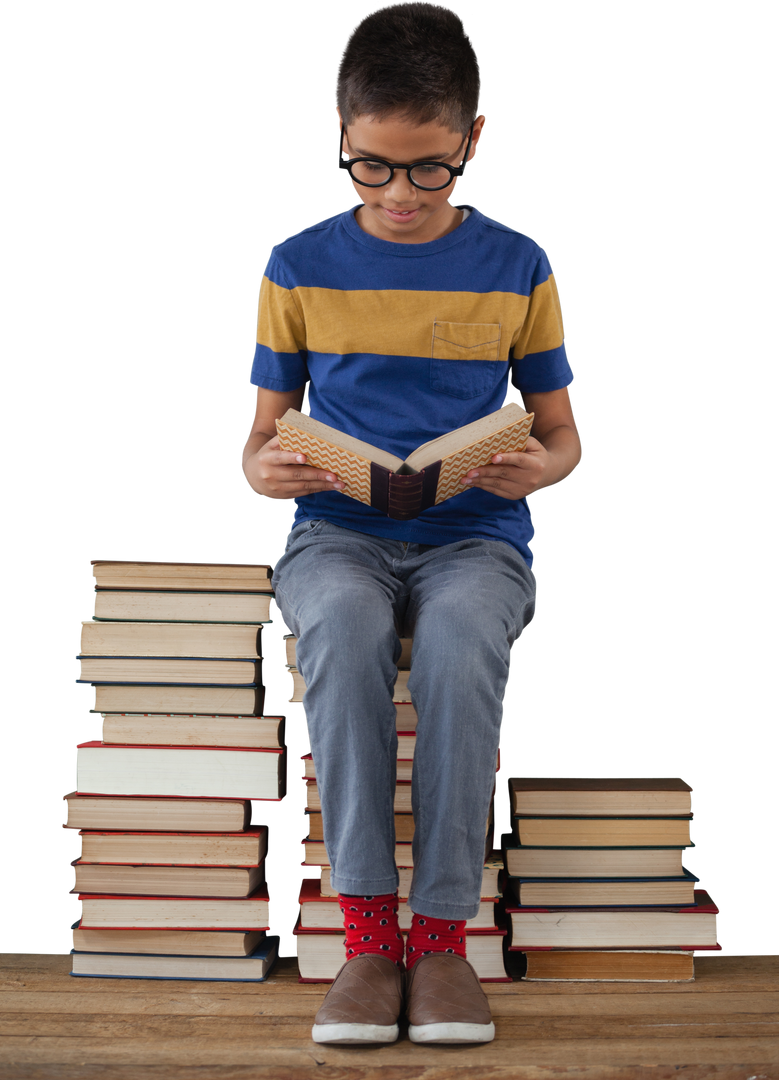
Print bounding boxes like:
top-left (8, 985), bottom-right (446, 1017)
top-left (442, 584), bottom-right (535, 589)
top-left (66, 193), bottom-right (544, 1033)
top-left (296, 587), bottom-right (398, 669)
top-left (312, 586), bottom-right (392, 633)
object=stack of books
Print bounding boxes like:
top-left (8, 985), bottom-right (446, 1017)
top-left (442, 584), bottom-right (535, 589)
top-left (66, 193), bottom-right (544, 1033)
top-left (501, 778), bottom-right (720, 982)
top-left (286, 635), bottom-right (509, 982)
top-left (67, 560), bottom-right (285, 982)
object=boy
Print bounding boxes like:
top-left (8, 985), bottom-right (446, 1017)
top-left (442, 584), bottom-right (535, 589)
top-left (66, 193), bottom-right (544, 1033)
top-left (243, 3), bottom-right (580, 1046)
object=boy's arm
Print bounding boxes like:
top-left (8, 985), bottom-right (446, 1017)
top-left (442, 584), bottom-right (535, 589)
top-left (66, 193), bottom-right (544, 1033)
top-left (461, 387), bottom-right (581, 500)
top-left (522, 388), bottom-right (583, 451)
top-left (518, 386), bottom-right (579, 494)
top-left (238, 384), bottom-right (345, 501)
top-left (239, 386), bottom-right (306, 475)
top-left (238, 384), bottom-right (302, 496)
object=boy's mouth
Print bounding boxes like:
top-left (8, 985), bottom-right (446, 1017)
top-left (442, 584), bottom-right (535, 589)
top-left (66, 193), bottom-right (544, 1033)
top-left (383, 207), bottom-right (420, 223)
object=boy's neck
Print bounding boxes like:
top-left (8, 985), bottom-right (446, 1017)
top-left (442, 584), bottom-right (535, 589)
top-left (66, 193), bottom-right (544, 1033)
top-left (354, 202), bottom-right (465, 245)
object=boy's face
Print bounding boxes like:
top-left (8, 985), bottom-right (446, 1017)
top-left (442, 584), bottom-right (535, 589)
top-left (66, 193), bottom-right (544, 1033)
top-left (340, 111), bottom-right (484, 244)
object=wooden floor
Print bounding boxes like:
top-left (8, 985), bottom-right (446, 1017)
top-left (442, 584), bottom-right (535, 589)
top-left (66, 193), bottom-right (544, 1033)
top-left (0, 954), bottom-right (777, 1079)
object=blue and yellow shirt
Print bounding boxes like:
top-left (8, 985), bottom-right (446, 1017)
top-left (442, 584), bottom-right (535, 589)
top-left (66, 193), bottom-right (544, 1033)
top-left (251, 206), bottom-right (573, 565)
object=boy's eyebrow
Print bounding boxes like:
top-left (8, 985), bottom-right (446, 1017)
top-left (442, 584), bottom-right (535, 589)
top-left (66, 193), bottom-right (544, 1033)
top-left (349, 142), bottom-right (454, 161)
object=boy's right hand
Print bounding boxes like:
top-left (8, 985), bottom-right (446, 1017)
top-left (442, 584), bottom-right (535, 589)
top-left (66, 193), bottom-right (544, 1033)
top-left (244, 435), bottom-right (345, 499)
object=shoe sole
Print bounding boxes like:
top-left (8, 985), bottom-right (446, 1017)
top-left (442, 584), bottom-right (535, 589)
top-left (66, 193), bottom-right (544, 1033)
top-left (408, 1020), bottom-right (496, 1044)
top-left (311, 1022), bottom-right (399, 1045)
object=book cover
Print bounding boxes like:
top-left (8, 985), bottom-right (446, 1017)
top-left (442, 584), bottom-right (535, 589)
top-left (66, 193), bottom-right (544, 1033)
top-left (92, 684), bottom-right (266, 717)
top-left (63, 792), bottom-right (252, 832)
top-left (76, 742), bottom-right (286, 801)
top-left (101, 713), bottom-right (284, 750)
top-left (509, 778), bottom-right (693, 818)
top-left (508, 869), bottom-right (699, 907)
top-left (511, 816), bottom-right (693, 848)
top-left (77, 824), bottom-right (268, 866)
top-left (71, 920), bottom-right (266, 956)
top-left (505, 890), bottom-right (720, 950)
top-left (93, 591), bottom-right (273, 625)
top-left (91, 560), bottom-right (273, 592)
top-left (71, 935), bottom-right (279, 981)
top-left (78, 885), bottom-right (270, 930)
top-left (276, 403), bottom-right (534, 520)
top-left (77, 656), bottom-right (263, 686)
top-left (81, 622), bottom-right (264, 659)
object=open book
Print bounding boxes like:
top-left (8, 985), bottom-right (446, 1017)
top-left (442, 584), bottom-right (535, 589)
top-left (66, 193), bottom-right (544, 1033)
top-left (276, 403), bottom-right (534, 520)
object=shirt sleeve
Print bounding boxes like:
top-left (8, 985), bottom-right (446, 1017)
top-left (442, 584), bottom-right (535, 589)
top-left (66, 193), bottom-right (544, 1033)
top-left (250, 253), bottom-right (309, 391)
top-left (511, 249), bottom-right (573, 394)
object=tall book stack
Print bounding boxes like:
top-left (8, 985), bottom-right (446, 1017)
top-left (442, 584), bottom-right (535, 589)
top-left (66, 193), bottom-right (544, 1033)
top-left (501, 778), bottom-right (721, 982)
top-left (66, 560), bottom-right (286, 983)
top-left (285, 635), bottom-right (509, 982)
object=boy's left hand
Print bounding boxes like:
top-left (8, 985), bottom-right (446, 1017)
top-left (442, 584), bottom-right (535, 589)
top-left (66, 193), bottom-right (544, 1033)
top-left (460, 436), bottom-right (550, 500)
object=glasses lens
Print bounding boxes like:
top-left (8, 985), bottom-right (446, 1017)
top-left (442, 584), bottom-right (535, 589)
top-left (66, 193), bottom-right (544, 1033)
top-left (350, 157), bottom-right (453, 187)
top-left (409, 163), bottom-right (453, 190)
top-left (350, 160), bottom-right (392, 186)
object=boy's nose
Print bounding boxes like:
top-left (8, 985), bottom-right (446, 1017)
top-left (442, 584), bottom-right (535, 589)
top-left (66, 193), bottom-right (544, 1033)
top-left (383, 169), bottom-right (418, 203)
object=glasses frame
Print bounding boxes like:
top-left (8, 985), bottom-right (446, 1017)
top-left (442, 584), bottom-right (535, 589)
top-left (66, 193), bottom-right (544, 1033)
top-left (339, 122), bottom-right (475, 191)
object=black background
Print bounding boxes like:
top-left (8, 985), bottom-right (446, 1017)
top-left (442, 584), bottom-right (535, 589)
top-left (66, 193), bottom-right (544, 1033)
top-left (7, 6), bottom-right (773, 954)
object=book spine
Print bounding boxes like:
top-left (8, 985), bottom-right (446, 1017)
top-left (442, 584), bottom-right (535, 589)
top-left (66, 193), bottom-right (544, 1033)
top-left (385, 462), bottom-right (441, 520)
top-left (370, 462), bottom-right (390, 516)
top-left (420, 461), bottom-right (441, 511)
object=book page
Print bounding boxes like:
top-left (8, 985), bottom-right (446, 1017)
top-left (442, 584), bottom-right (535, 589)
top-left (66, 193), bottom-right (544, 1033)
top-left (405, 403), bottom-right (532, 471)
top-left (277, 410), bottom-right (403, 471)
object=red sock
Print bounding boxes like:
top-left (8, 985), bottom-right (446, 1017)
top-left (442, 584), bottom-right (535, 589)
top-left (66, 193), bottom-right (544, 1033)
top-left (339, 893), bottom-right (404, 967)
top-left (406, 912), bottom-right (467, 970)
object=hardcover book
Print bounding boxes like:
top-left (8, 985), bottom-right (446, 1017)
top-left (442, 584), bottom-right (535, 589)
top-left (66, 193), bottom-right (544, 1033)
top-left (276, 403), bottom-right (534, 520)
top-left (85, 557), bottom-right (270, 591)
top-left (508, 778), bottom-right (693, 817)
top-left (69, 924), bottom-right (283, 984)
top-left (505, 890), bottom-right (719, 949)
top-left (76, 742), bottom-right (285, 800)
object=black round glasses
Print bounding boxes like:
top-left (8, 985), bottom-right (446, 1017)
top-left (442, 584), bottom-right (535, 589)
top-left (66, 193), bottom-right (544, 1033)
top-left (339, 122), bottom-right (475, 191)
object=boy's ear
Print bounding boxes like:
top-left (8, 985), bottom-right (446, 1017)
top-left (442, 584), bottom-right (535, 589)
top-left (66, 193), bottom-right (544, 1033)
top-left (464, 115), bottom-right (488, 165)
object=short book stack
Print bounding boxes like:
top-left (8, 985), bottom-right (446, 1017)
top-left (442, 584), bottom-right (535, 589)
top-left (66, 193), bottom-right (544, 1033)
top-left (286, 635), bottom-right (509, 982)
top-left (67, 560), bottom-right (286, 982)
top-left (501, 778), bottom-right (720, 982)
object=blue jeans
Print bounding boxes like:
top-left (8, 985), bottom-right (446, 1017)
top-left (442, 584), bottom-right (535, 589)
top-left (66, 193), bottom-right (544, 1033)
top-left (272, 520), bottom-right (536, 920)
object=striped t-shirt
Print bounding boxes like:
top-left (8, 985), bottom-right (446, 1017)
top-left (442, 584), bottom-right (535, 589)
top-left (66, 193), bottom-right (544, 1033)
top-left (251, 205), bottom-right (573, 564)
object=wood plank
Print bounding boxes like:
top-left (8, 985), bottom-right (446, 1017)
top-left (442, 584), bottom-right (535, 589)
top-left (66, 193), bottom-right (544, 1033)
top-left (1, 1032), bottom-right (777, 1067)
top-left (3, 955), bottom-right (778, 995)
top-left (4, 990), bottom-right (778, 1019)
top-left (0, 1066), bottom-right (776, 1080)
top-left (0, 1003), bottom-right (772, 1033)
top-left (1, 954), bottom-right (778, 1073)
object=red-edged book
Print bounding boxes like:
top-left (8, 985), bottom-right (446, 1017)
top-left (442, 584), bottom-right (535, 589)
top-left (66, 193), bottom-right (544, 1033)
top-left (63, 792), bottom-right (252, 832)
top-left (65, 820), bottom-right (270, 864)
top-left (505, 889), bottom-right (720, 950)
top-left (78, 885), bottom-right (270, 930)
top-left (76, 742), bottom-right (286, 800)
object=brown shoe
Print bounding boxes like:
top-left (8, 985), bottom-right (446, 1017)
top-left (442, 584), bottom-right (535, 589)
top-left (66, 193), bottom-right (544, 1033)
top-left (311, 954), bottom-right (403, 1044)
top-left (406, 953), bottom-right (495, 1044)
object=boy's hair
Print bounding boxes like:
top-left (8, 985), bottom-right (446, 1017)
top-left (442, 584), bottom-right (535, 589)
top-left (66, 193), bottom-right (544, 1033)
top-left (337, 3), bottom-right (479, 136)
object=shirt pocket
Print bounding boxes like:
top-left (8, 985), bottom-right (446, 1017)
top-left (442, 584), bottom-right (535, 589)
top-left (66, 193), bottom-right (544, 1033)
top-left (430, 321), bottom-right (505, 399)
